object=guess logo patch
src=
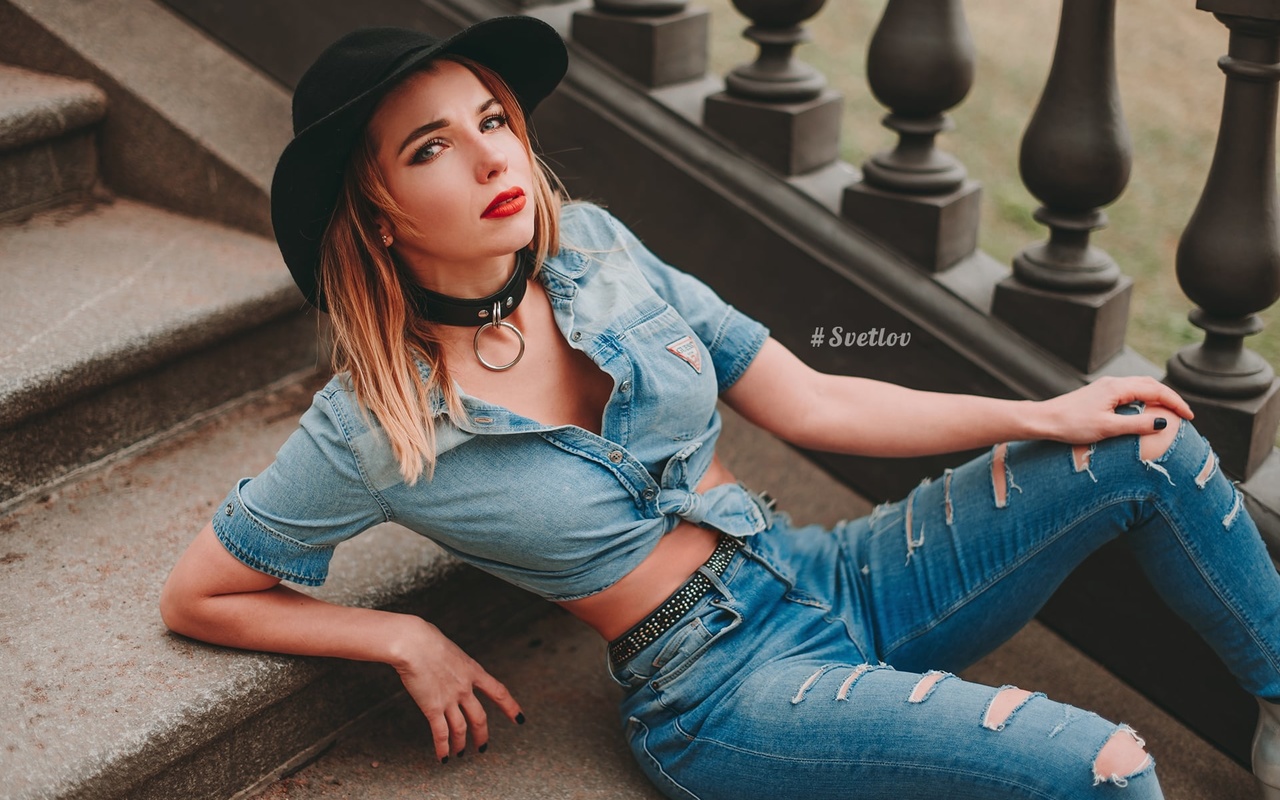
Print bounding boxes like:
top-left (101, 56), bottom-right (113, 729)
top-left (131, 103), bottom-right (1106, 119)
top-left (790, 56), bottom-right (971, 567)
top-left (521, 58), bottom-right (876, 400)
top-left (665, 335), bottom-right (703, 374)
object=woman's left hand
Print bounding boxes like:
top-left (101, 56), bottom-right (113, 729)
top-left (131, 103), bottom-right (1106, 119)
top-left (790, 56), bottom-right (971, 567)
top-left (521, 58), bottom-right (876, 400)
top-left (1034, 375), bottom-right (1194, 445)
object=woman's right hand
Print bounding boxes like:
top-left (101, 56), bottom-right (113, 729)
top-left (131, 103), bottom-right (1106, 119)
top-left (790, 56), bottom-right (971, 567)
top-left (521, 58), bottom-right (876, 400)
top-left (388, 617), bottom-right (525, 762)
top-left (162, 525), bottom-right (522, 761)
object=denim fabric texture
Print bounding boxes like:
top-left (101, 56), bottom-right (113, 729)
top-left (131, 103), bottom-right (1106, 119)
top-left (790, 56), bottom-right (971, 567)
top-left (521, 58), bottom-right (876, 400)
top-left (211, 202), bottom-right (770, 600)
top-left (610, 405), bottom-right (1280, 800)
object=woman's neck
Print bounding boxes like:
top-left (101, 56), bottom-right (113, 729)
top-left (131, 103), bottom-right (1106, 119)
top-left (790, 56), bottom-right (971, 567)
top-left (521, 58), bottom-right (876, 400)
top-left (407, 252), bottom-right (519, 298)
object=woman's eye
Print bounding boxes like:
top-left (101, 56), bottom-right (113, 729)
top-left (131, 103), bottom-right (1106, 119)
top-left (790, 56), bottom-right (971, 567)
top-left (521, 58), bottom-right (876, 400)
top-left (481, 113), bottom-right (508, 132)
top-left (411, 140), bottom-right (445, 164)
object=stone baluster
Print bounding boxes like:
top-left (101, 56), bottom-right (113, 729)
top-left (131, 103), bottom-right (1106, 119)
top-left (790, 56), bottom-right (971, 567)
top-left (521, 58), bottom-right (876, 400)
top-left (1163, 1), bottom-right (1280, 480)
top-left (991, 0), bottom-right (1134, 374)
top-left (572, 0), bottom-right (710, 89)
top-left (840, 0), bottom-right (981, 273)
top-left (703, 0), bottom-right (843, 176)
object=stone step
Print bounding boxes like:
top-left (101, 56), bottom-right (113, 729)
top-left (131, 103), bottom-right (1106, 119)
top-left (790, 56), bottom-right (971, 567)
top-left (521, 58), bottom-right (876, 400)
top-left (0, 197), bottom-right (319, 507)
top-left (0, 372), bottom-right (544, 800)
top-left (0, 63), bottom-right (106, 221)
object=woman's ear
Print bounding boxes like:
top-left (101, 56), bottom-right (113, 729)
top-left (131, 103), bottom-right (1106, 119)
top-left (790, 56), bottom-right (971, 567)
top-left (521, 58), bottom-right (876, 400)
top-left (374, 216), bottom-right (393, 248)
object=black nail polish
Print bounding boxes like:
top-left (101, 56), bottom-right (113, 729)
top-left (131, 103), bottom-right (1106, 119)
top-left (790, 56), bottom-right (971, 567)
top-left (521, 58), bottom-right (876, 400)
top-left (1154, 418), bottom-right (1167, 431)
top-left (457, 749), bottom-right (465, 758)
top-left (441, 756), bottom-right (449, 765)
top-left (479, 743), bottom-right (488, 754)
top-left (516, 713), bottom-right (526, 725)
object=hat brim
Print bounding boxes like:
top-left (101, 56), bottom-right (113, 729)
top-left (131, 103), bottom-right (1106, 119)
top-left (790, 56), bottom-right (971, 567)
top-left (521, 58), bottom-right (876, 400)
top-left (271, 16), bottom-right (567, 311)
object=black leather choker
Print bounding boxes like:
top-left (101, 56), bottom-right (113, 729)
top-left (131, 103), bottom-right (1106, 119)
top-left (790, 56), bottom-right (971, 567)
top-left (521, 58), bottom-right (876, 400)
top-left (410, 250), bottom-right (532, 327)
top-left (409, 251), bottom-right (532, 371)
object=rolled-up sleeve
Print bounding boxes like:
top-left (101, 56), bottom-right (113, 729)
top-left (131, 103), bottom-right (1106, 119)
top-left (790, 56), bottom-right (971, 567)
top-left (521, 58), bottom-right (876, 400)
top-left (597, 209), bottom-right (769, 393)
top-left (211, 391), bottom-right (388, 585)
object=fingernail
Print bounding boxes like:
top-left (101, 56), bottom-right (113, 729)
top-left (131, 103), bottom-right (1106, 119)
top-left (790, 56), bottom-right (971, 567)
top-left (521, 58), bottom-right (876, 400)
top-left (1154, 418), bottom-right (1167, 430)
top-left (479, 743), bottom-right (488, 754)
top-left (516, 713), bottom-right (526, 725)
top-left (441, 756), bottom-right (449, 765)
top-left (457, 749), bottom-right (465, 758)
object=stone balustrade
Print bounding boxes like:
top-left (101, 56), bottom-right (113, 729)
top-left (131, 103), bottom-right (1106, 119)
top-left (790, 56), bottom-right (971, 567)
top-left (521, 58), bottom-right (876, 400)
top-left (992, 0), bottom-right (1134, 375)
top-left (571, 0), bottom-right (1280, 479)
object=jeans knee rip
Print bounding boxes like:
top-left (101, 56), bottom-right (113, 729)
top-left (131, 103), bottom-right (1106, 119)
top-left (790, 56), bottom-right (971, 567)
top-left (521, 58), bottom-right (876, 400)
top-left (907, 670), bottom-right (954, 703)
top-left (1048, 705), bottom-right (1096, 738)
top-left (1091, 724), bottom-right (1154, 788)
top-left (943, 468), bottom-right (955, 526)
top-left (791, 663), bottom-right (893, 704)
top-left (1072, 442), bottom-right (1098, 483)
top-left (791, 664), bottom-right (841, 704)
top-left (981, 686), bottom-right (1043, 731)
top-left (1224, 483), bottom-right (1243, 529)
top-left (991, 443), bottom-right (1023, 510)
top-left (1195, 450), bottom-right (1218, 489)
top-left (1139, 458), bottom-right (1176, 487)
top-left (904, 482), bottom-right (926, 564)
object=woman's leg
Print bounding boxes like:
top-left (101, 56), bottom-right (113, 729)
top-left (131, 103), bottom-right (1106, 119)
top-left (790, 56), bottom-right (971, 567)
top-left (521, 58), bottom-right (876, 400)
top-left (618, 546), bottom-right (1163, 800)
top-left (835, 405), bottom-right (1280, 695)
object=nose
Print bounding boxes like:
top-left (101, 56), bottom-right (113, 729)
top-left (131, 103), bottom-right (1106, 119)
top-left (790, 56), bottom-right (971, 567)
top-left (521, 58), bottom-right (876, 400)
top-left (475, 135), bottom-right (507, 182)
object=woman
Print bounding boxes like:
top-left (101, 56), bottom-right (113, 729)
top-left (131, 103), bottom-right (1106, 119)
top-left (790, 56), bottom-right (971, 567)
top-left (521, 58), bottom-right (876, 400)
top-left (159, 16), bottom-right (1280, 800)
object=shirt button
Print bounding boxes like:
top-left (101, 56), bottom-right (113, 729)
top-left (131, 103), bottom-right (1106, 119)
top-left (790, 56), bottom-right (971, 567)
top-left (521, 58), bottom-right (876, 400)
top-left (225, 503), bottom-right (234, 516)
top-left (620, 380), bottom-right (631, 392)
top-left (571, 331), bottom-right (582, 341)
top-left (642, 488), bottom-right (656, 500)
top-left (608, 450), bottom-right (623, 464)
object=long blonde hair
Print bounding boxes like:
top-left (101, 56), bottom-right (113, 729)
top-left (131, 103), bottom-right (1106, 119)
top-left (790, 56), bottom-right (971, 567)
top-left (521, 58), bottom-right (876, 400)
top-left (319, 54), bottom-right (564, 484)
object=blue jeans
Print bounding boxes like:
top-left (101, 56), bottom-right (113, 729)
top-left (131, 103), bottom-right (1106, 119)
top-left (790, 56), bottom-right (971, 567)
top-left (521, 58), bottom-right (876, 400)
top-left (609, 409), bottom-right (1280, 799)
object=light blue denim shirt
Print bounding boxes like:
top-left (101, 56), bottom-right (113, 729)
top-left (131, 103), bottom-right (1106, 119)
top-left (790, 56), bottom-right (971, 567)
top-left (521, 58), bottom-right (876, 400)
top-left (212, 203), bottom-right (771, 601)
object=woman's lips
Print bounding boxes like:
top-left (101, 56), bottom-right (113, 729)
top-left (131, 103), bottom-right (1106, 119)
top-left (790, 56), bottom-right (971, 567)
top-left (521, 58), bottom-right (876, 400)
top-left (483, 188), bottom-right (526, 219)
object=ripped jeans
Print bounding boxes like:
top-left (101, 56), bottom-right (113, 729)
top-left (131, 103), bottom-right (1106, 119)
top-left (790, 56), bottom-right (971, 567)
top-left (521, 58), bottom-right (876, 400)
top-left (608, 408), bottom-right (1280, 799)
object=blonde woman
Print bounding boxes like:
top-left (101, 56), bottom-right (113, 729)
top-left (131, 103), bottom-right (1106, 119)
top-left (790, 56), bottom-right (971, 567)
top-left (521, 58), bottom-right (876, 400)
top-left (160, 16), bottom-right (1280, 800)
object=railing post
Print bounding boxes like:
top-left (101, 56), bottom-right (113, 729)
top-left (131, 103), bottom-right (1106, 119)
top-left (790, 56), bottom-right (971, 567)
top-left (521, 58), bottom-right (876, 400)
top-left (1164, 1), bottom-right (1280, 480)
top-left (839, 0), bottom-right (981, 273)
top-left (572, 1), bottom-right (710, 89)
top-left (990, 0), bottom-right (1134, 374)
top-left (703, 0), bottom-right (843, 175)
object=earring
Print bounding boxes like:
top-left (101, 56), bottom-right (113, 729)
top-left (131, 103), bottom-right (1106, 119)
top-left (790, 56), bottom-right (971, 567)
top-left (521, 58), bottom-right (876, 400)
top-left (381, 234), bottom-right (392, 247)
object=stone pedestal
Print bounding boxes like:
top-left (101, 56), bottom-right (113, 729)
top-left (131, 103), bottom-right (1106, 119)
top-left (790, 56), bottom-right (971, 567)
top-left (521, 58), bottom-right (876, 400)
top-left (703, 88), bottom-right (841, 176)
top-left (1171, 380), bottom-right (1280, 480)
top-left (571, 7), bottom-right (709, 88)
top-left (991, 274), bottom-right (1132, 374)
top-left (841, 178), bottom-right (981, 272)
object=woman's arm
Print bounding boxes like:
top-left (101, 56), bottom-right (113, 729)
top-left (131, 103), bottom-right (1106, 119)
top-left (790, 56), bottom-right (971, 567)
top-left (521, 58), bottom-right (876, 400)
top-left (160, 523), bottom-right (523, 761)
top-left (721, 338), bottom-right (1194, 458)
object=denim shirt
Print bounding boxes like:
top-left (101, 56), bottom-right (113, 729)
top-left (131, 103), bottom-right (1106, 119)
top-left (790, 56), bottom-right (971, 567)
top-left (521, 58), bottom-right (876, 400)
top-left (212, 203), bottom-right (771, 601)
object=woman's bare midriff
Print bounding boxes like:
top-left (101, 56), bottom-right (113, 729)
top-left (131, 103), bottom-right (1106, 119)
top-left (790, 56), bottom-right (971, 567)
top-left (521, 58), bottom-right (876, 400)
top-left (557, 454), bottom-right (738, 641)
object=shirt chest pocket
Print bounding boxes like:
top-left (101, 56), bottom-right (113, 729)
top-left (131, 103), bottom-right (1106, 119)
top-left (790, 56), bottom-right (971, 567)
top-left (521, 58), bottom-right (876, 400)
top-left (622, 305), bottom-right (719, 440)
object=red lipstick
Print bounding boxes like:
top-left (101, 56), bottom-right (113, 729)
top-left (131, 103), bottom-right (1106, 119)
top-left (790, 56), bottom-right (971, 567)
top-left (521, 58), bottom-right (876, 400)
top-left (483, 187), bottom-right (526, 219)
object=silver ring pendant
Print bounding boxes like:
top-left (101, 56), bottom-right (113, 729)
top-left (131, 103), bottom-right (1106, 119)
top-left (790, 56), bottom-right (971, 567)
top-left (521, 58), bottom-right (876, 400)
top-left (473, 301), bottom-right (525, 371)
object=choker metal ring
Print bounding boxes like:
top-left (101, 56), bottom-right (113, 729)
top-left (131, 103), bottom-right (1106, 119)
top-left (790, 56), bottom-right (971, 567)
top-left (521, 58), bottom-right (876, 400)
top-left (473, 302), bottom-right (525, 371)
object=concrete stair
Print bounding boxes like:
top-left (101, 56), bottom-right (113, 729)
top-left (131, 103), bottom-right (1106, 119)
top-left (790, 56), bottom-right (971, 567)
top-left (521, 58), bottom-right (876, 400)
top-left (0, 374), bottom-right (545, 800)
top-left (0, 196), bottom-right (323, 507)
top-left (0, 52), bottom-right (316, 509)
top-left (0, 64), bottom-right (105, 222)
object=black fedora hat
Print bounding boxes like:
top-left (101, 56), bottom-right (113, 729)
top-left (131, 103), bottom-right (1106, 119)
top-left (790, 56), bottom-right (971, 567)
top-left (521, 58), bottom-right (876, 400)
top-left (270, 16), bottom-right (568, 310)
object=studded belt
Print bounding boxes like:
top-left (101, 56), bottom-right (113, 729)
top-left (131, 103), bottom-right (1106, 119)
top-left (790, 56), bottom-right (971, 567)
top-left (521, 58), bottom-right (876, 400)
top-left (607, 533), bottom-right (743, 666)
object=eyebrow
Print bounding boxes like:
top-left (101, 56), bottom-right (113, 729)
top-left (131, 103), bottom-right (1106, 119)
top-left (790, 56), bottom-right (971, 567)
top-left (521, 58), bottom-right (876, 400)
top-left (396, 97), bottom-right (501, 157)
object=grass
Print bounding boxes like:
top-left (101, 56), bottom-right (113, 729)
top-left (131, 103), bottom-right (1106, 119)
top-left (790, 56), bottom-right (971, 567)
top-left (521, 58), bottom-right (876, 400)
top-left (699, 0), bottom-right (1280, 382)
